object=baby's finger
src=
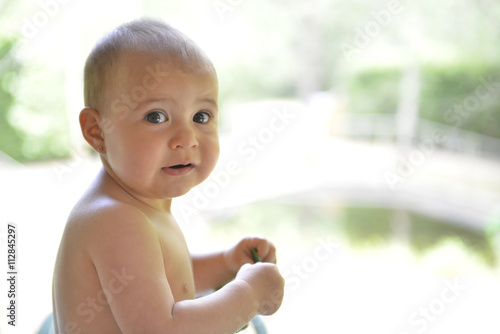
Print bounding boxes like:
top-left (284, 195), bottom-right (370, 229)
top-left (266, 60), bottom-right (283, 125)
top-left (260, 242), bottom-right (276, 263)
top-left (253, 239), bottom-right (276, 264)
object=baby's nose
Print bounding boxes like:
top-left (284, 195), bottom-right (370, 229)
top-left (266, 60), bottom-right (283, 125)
top-left (169, 125), bottom-right (198, 149)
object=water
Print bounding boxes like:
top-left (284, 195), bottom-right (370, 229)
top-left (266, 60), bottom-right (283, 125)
top-left (203, 200), bottom-right (500, 333)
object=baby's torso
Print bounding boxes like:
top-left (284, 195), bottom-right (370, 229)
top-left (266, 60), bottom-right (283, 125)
top-left (52, 196), bottom-right (195, 333)
top-left (151, 214), bottom-right (196, 300)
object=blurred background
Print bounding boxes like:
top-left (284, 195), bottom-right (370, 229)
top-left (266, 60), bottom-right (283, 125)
top-left (1, 0), bottom-right (499, 333)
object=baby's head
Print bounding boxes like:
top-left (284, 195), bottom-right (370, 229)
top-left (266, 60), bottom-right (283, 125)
top-left (84, 18), bottom-right (216, 112)
top-left (81, 19), bottom-right (220, 203)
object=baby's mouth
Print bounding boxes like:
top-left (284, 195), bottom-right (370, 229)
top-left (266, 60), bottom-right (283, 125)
top-left (169, 163), bottom-right (193, 169)
top-left (162, 163), bottom-right (195, 176)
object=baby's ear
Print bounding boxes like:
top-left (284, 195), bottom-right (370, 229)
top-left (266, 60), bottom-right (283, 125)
top-left (79, 108), bottom-right (105, 152)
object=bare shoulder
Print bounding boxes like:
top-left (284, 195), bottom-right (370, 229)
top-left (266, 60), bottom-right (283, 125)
top-left (69, 194), bottom-right (161, 263)
top-left (53, 191), bottom-right (173, 332)
top-left (55, 192), bottom-right (162, 285)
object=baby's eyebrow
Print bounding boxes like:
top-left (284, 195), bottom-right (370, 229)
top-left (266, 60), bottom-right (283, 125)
top-left (197, 97), bottom-right (218, 108)
top-left (136, 96), bottom-right (218, 111)
top-left (140, 97), bottom-right (174, 106)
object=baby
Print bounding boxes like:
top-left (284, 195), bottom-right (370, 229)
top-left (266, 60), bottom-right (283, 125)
top-left (52, 18), bottom-right (284, 333)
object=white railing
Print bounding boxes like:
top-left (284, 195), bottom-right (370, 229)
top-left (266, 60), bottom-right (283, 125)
top-left (335, 113), bottom-right (500, 160)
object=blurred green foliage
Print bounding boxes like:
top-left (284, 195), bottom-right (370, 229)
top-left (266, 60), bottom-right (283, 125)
top-left (212, 201), bottom-right (497, 267)
top-left (419, 63), bottom-right (500, 139)
top-left (0, 38), bottom-right (25, 160)
top-left (346, 68), bottom-right (402, 115)
top-left (410, 212), bottom-right (497, 267)
top-left (341, 206), bottom-right (496, 267)
top-left (0, 37), bottom-right (71, 163)
top-left (346, 63), bottom-right (500, 139)
top-left (1, 0), bottom-right (499, 162)
top-left (343, 206), bottom-right (393, 243)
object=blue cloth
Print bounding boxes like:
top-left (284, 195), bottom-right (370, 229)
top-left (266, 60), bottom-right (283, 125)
top-left (38, 313), bottom-right (54, 334)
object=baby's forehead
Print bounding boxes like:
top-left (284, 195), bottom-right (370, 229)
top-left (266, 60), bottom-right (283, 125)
top-left (110, 50), bottom-right (216, 83)
top-left (99, 50), bottom-right (218, 109)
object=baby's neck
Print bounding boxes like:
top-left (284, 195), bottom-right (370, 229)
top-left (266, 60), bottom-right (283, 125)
top-left (96, 167), bottom-right (174, 214)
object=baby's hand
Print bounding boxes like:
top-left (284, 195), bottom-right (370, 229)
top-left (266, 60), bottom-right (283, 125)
top-left (223, 236), bottom-right (277, 274)
top-left (235, 263), bottom-right (285, 315)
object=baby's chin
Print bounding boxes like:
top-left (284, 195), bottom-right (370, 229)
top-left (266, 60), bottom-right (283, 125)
top-left (164, 177), bottom-right (209, 200)
top-left (167, 188), bottom-right (192, 199)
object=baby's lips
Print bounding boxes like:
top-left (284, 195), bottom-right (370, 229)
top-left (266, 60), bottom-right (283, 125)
top-left (162, 161), bottom-right (197, 176)
top-left (169, 163), bottom-right (193, 169)
top-left (166, 160), bottom-right (197, 169)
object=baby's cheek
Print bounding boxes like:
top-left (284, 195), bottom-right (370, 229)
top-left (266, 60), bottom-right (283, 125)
top-left (206, 142), bottom-right (220, 171)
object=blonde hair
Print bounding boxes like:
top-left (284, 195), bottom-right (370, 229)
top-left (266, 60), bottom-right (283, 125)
top-left (84, 18), bottom-right (215, 110)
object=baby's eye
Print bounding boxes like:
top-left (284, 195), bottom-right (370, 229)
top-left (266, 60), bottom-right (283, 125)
top-left (145, 111), bottom-right (167, 123)
top-left (193, 111), bottom-right (211, 124)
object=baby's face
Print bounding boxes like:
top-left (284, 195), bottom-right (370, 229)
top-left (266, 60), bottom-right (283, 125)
top-left (99, 52), bottom-right (219, 202)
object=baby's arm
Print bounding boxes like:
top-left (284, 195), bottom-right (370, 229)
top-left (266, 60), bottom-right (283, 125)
top-left (172, 262), bottom-right (282, 331)
top-left (88, 206), bottom-right (284, 334)
top-left (192, 236), bottom-right (276, 293)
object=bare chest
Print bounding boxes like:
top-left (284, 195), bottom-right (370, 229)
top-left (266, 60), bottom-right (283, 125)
top-left (154, 222), bottom-right (196, 301)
